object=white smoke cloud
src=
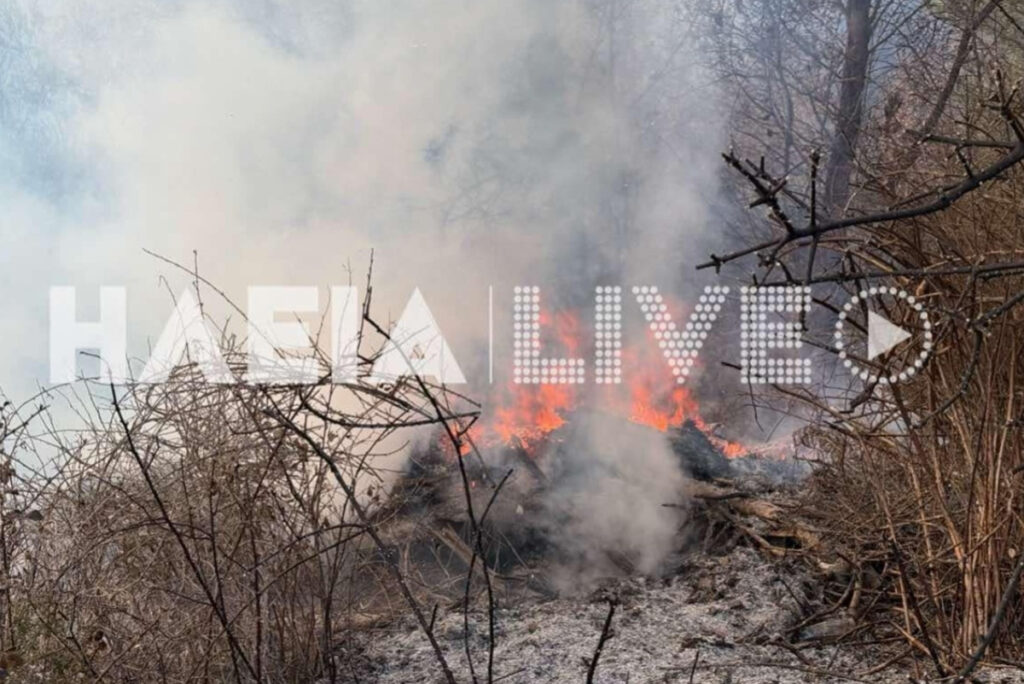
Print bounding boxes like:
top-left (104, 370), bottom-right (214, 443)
top-left (538, 412), bottom-right (688, 587)
top-left (0, 0), bottom-right (723, 398)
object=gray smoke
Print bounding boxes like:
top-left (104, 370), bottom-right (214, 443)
top-left (1, 0), bottom-right (726, 569)
top-left (1, 0), bottom-right (723, 394)
top-left (538, 413), bottom-right (687, 589)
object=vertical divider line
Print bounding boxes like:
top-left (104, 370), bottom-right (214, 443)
top-left (488, 285), bottom-right (494, 384)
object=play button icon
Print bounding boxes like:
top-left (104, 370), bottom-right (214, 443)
top-left (867, 311), bottom-right (912, 360)
top-left (834, 285), bottom-right (934, 385)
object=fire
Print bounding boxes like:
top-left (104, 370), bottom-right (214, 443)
top-left (629, 386), bottom-right (699, 432)
top-left (490, 383), bottom-right (576, 446)
top-left (467, 306), bottom-right (748, 457)
top-left (542, 309), bottom-right (583, 356)
top-left (719, 441), bottom-right (746, 458)
top-left (594, 341), bottom-right (698, 431)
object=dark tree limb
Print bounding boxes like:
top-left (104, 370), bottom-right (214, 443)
top-left (585, 600), bottom-right (617, 684)
top-left (916, 0), bottom-right (1000, 141)
top-left (699, 140), bottom-right (1024, 271)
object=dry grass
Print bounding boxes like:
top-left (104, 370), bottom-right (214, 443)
top-left (801, 181), bottom-right (1024, 672)
top-left (0, 306), bottom-right (480, 682)
top-left (703, 2), bottom-right (1024, 673)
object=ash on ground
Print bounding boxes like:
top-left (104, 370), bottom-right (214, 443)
top-left (350, 546), bottom-right (949, 683)
top-left (343, 419), bottom-right (1017, 683)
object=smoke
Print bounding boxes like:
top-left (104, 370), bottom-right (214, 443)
top-left (537, 412), bottom-right (687, 588)
top-left (0, 0), bottom-right (723, 397)
top-left (1, 0), bottom-right (724, 561)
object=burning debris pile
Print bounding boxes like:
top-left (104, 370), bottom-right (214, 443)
top-left (349, 319), bottom-right (793, 597)
top-left (385, 412), bottom-right (734, 589)
top-left (353, 397), bottom-right (825, 619)
top-left (349, 411), bottom-right (917, 682)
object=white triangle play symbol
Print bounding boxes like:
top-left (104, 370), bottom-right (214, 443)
top-left (867, 311), bottom-right (912, 360)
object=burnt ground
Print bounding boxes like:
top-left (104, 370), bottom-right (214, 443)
top-left (347, 545), bottom-right (1024, 683)
top-left (339, 421), bottom-right (1023, 683)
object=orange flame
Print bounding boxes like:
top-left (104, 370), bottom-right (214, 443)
top-left (490, 383), bottom-right (576, 446)
top-left (468, 306), bottom-right (747, 457)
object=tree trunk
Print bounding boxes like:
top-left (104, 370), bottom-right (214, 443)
top-left (824, 0), bottom-right (872, 213)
